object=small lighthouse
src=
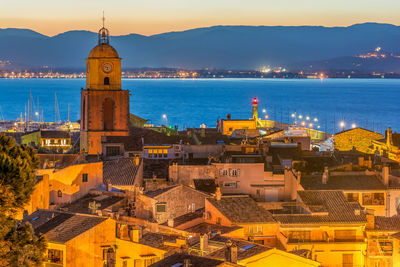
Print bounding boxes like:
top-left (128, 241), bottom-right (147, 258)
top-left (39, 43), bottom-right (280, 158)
top-left (252, 97), bottom-right (258, 120)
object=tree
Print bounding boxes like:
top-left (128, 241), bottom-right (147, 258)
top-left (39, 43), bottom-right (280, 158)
top-left (0, 134), bottom-right (46, 266)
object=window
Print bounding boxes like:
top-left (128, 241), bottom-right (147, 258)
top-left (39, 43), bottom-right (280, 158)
top-left (342, 254), bottom-right (353, 267)
top-left (106, 146), bottom-right (120, 157)
top-left (216, 217), bottom-right (222, 225)
top-left (346, 193), bottom-right (359, 202)
top-left (103, 98), bottom-right (114, 131)
top-left (82, 173), bottom-right (88, 183)
top-left (335, 230), bottom-right (356, 242)
top-left (362, 193), bottom-right (384, 206)
top-left (122, 260), bottom-right (128, 267)
top-left (156, 203), bottom-right (166, 213)
top-left (224, 182), bottom-right (237, 188)
top-left (188, 203), bottom-right (196, 212)
top-left (103, 247), bottom-right (115, 267)
top-left (248, 225), bottom-right (263, 234)
top-left (158, 149), bottom-right (163, 158)
top-left (57, 190), bottom-right (62, 198)
top-left (288, 231), bottom-right (311, 242)
top-left (104, 77), bottom-right (110, 85)
top-left (220, 169), bottom-right (228, 176)
top-left (163, 149), bottom-right (168, 158)
top-left (229, 127), bottom-right (233, 132)
top-left (47, 249), bottom-right (63, 264)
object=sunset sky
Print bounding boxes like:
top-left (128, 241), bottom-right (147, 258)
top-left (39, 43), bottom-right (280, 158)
top-left (1, 0), bottom-right (400, 36)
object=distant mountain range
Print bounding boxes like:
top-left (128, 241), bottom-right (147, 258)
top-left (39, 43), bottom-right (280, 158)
top-left (1, 22), bottom-right (400, 71)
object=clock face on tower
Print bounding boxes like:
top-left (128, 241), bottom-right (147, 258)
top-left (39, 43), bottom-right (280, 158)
top-left (102, 63), bottom-right (113, 73)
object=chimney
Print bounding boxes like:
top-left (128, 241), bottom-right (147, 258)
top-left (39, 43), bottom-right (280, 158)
top-left (382, 165), bottom-right (389, 187)
top-left (358, 157), bottom-right (364, 167)
top-left (225, 241), bottom-right (238, 263)
top-left (322, 166), bottom-right (329, 184)
top-left (227, 114), bottom-right (231, 120)
top-left (215, 186), bottom-right (222, 201)
top-left (167, 218), bottom-right (174, 228)
top-left (366, 210), bottom-right (375, 230)
top-left (297, 170), bottom-right (301, 186)
top-left (200, 234), bottom-right (209, 256)
top-left (183, 259), bottom-right (191, 267)
top-left (386, 127), bottom-right (393, 148)
top-left (129, 226), bottom-right (142, 243)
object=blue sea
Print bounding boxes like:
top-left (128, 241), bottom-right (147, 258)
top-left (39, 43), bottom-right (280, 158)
top-left (0, 78), bottom-right (399, 134)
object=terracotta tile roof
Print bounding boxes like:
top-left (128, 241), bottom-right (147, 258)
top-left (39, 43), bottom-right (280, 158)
top-left (145, 185), bottom-right (179, 198)
top-left (207, 196), bottom-right (275, 223)
top-left (60, 194), bottom-right (125, 214)
top-left (23, 210), bottom-right (108, 243)
top-left (374, 216), bottom-right (400, 231)
top-left (140, 231), bottom-right (183, 253)
top-left (183, 222), bottom-right (241, 235)
top-left (206, 235), bottom-right (271, 261)
top-left (103, 157), bottom-right (141, 186)
top-left (39, 130), bottom-right (70, 139)
top-left (149, 253), bottom-right (224, 267)
top-left (194, 179), bottom-right (217, 194)
top-left (172, 208), bottom-right (205, 227)
top-left (274, 191), bottom-right (367, 225)
top-left (301, 174), bottom-right (386, 191)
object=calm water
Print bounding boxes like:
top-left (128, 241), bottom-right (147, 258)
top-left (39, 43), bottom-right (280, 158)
top-left (0, 78), bottom-right (399, 133)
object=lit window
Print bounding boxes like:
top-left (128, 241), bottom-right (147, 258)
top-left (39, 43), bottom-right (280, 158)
top-left (57, 190), bottom-right (62, 198)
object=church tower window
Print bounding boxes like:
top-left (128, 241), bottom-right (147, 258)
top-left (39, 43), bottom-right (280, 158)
top-left (104, 77), bottom-right (110, 85)
top-left (103, 98), bottom-right (114, 130)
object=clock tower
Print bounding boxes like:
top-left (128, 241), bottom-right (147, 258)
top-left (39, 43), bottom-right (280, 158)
top-left (80, 25), bottom-right (129, 155)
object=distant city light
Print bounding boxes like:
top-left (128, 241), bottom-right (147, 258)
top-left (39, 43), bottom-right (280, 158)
top-left (317, 125), bottom-right (321, 129)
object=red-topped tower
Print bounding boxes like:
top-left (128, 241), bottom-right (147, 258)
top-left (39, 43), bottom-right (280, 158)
top-left (252, 97), bottom-right (258, 120)
top-left (80, 21), bottom-right (130, 155)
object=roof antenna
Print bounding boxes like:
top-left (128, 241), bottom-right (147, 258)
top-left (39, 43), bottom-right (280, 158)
top-left (102, 11), bottom-right (105, 28)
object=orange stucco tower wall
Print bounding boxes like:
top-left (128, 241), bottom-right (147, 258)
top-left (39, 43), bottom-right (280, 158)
top-left (80, 26), bottom-right (129, 155)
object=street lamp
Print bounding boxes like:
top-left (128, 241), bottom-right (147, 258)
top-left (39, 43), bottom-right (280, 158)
top-left (162, 114), bottom-right (168, 125)
top-left (314, 118), bottom-right (318, 122)
top-left (306, 116), bottom-right (310, 121)
top-left (351, 123), bottom-right (357, 129)
top-left (340, 121), bottom-right (345, 131)
top-left (299, 115), bottom-right (303, 119)
top-left (262, 109), bottom-right (266, 113)
top-left (309, 123), bottom-right (313, 128)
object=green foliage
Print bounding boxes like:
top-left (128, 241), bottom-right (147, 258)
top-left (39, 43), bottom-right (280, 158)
top-left (0, 134), bottom-right (46, 266)
top-left (0, 134), bottom-right (39, 213)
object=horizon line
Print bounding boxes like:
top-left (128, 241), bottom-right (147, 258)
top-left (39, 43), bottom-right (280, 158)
top-left (1, 21), bottom-right (398, 38)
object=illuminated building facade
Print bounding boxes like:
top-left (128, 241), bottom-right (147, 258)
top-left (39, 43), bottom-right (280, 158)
top-left (80, 25), bottom-right (130, 155)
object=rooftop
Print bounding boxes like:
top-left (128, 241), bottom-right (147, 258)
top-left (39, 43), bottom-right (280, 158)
top-left (301, 173), bottom-right (386, 191)
top-left (274, 191), bottom-right (367, 225)
top-left (207, 196), bottom-right (275, 224)
top-left (23, 210), bottom-right (108, 243)
top-left (374, 216), bottom-right (400, 231)
top-left (149, 253), bottom-right (225, 267)
top-left (59, 194), bottom-right (125, 214)
top-left (103, 157), bottom-right (141, 186)
top-left (194, 179), bottom-right (217, 194)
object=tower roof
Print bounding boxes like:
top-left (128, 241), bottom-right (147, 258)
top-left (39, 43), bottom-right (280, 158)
top-left (88, 44), bottom-right (119, 58)
top-left (88, 16), bottom-right (119, 58)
